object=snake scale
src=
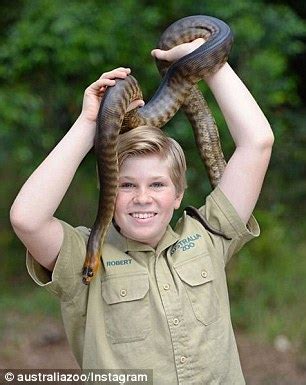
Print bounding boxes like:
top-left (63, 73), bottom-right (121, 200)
top-left (82, 15), bottom-right (233, 285)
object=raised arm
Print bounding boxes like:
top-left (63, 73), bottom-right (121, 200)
top-left (205, 63), bottom-right (274, 223)
top-left (152, 40), bottom-right (274, 224)
top-left (10, 68), bottom-right (144, 271)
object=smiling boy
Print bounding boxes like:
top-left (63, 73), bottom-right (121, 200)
top-left (10, 39), bottom-right (274, 384)
top-left (115, 129), bottom-right (185, 247)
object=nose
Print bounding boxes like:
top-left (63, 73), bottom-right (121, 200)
top-left (133, 187), bottom-right (153, 205)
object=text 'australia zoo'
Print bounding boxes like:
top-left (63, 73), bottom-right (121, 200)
top-left (170, 233), bottom-right (202, 254)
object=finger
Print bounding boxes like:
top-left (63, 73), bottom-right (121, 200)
top-left (188, 38), bottom-right (205, 50)
top-left (100, 67), bottom-right (131, 80)
top-left (127, 99), bottom-right (145, 112)
top-left (151, 38), bottom-right (205, 62)
top-left (91, 78), bottom-right (116, 91)
top-left (109, 66), bottom-right (131, 73)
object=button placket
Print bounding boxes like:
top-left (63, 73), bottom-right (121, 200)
top-left (156, 252), bottom-right (193, 383)
top-left (180, 356), bottom-right (187, 364)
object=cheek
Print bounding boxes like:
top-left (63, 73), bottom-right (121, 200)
top-left (114, 193), bottom-right (126, 216)
top-left (162, 193), bottom-right (180, 211)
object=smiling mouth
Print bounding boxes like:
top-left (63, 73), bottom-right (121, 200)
top-left (129, 212), bottom-right (157, 219)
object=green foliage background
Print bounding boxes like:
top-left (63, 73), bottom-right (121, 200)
top-left (1, 0), bottom-right (306, 353)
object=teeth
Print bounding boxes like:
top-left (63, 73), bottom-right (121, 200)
top-left (131, 212), bottom-right (156, 219)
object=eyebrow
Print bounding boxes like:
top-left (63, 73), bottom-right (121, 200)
top-left (119, 176), bottom-right (168, 180)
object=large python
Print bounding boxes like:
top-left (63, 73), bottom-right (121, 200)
top-left (82, 15), bottom-right (233, 285)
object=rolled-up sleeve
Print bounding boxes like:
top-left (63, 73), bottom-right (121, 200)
top-left (26, 220), bottom-right (90, 301)
top-left (199, 186), bottom-right (260, 263)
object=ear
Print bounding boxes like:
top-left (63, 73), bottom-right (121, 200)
top-left (174, 191), bottom-right (184, 210)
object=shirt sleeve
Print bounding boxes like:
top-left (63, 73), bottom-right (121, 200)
top-left (26, 220), bottom-right (90, 301)
top-left (198, 186), bottom-right (260, 264)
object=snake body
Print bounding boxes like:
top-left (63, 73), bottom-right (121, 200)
top-left (82, 15), bottom-right (233, 284)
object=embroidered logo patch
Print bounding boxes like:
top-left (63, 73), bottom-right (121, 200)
top-left (170, 233), bottom-right (202, 255)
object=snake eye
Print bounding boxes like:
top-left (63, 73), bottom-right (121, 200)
top-left (82, 266), bottom-right (94, 280)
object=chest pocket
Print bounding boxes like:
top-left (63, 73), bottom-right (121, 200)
top-left (174, 254), bottom-right (220, 326)
top-left (101, 273), bottom-right (150, 344)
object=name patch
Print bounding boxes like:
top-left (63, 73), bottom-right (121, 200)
top-left (106, 259), bottom-right (132, 267)
top-left (170, 233), bottom-right (202, 255)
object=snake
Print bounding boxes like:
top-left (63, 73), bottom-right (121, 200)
top-left (82, 15), bottom-right (233, 285)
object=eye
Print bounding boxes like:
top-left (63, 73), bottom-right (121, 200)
top-left (119, 182), bottom-right (135, 189)
top-left (151, 182), bottom-right (164, 188)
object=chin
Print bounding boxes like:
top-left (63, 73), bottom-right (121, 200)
top-left (126, 230), bottom-right (160, 246)
top-left (131, 233), bottom-right (156, 244)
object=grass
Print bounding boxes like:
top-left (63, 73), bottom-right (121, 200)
top-left (0, 284), bottom-right (62, 362)
top-left (0, 284), bottom-right (60, 319)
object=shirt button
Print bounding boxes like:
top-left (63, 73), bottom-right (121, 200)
top-left (173, 318), bottom-right (179, 325)
top-left (120, 289), bottom-right (127, 297)
top-left (201, 270), bottom-right (208, 278)
top-left (163, 283), bottom-right (170, 290)
top-left (180, 356), bottom-right (187, 364)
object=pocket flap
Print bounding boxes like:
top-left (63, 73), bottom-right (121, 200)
top-left (102, 273), bottom-right (149, 304)
top-left (174, 254), bottom-right (214, 286)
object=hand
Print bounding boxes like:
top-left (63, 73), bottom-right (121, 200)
top-left (151, 38), bottom-right (204, 63)
top-left (80, 67), bottom-right (145, 123)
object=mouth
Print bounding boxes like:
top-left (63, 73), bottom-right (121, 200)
top-left (129, 212), bottom-right (157, 220)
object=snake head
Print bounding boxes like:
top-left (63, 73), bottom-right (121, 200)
top-left (82, 266), bottom-right (94, 285)
top-left (82, 252), bottom-right (100, 285)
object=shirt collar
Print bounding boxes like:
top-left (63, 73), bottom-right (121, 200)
top-left (105, 222), bottom-right (128, 252)
top-left (106, 223), bottom-right (180, 254)
top-left (155, 225), bottom-right (180, 256)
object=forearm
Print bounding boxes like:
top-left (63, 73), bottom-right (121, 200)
top-left (10, 115), bottom-right (95, 231)
top-left (205, 63), bottom-right (274, 149)
top-left (205, 63), bottom-right (274, 222)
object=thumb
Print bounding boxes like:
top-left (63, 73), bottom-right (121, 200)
top-left (151, 49), bottom-right (168, 61)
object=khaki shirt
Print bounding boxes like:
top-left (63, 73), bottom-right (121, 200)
top-left (27, 187), bottom-right (259, 384)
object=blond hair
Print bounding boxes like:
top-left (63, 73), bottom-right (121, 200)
top-left (117, 126), bottom-right (187, 194)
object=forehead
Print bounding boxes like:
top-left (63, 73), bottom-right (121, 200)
top-left (119, 154), bottom-right (170, 178)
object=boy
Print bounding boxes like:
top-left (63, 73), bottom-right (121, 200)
top-left (10, 39), bottom-right (274, 384)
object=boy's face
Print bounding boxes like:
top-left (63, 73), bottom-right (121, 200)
top-left (114, 154), bottom-right (184, 248)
